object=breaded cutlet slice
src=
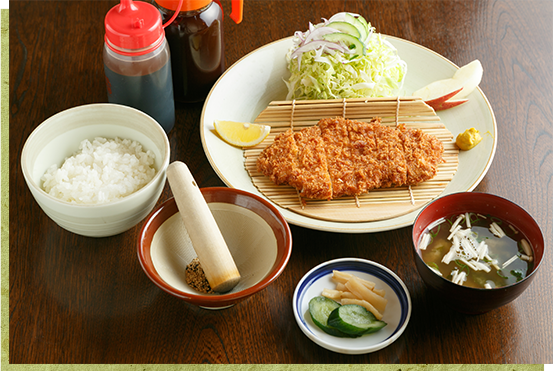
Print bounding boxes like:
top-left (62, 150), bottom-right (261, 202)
top-left (256, 127), bottom-right (332, 200)
top-left (293, 126), bottom-right (333, 200)
top-left (373, 122), bottom-right (408, 188)
top-left (398, 124), bottom-right (445, 185)
top-left (347, 118), bottom-right (387, 192)
top-left (318, 117), bottom-right (357, 198)
top-left (256, 128), bottom-right (299, 186)
top-left (320, 117), bottom-right (385, 198)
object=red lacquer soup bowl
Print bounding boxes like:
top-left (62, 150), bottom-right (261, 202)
top-left (412, 192), bottom-right (545, 314)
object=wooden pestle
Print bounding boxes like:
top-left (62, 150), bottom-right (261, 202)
top-left (166, 161), bottom-right (241, 293)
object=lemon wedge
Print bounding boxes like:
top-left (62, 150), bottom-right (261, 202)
top-left (214, 120), bottom-right (271, 147)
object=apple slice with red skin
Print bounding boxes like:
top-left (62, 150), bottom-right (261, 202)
top-left (413, 60), bottom-right (483, 111)
top-left (429, 98), bottom-right (468, 111)
top-left (423, 87), bottom-right (468, 111)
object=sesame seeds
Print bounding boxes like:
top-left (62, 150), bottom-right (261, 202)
top-left (185, 258), bottom-right (214, 294)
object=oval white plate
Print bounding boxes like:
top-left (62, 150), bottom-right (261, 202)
top-left (200, 36), bottom-right (497, 233)
top-left (292, 258), bottom-right (412, 354)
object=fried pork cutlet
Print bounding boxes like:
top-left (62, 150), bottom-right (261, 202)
top-left (398, 124), bottom-right (445, 184)
top-left (256, 126), bottom-right (333, 199)
top-left (256, 117), bottom-right (444, 200)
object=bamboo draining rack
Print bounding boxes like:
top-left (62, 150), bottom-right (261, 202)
top-left (244, 97), bottom-right (459, 223)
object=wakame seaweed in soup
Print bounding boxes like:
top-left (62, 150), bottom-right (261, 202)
top-left (418, 212), bottom-right (534, 289)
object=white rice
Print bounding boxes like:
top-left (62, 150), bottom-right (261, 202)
top-left (41, 137), bottom-right (156, 204)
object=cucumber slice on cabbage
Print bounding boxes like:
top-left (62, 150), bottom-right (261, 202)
top-left (329, 12), bottom-right (369, 43)
top-left (327, 21), bottom-right (361, 38)
top-left (347, 14), bottom-right (369, 43)
top-left (322, 32), bottom-right (364, 55)
top-left (353, 14), bottom-right (370, 42)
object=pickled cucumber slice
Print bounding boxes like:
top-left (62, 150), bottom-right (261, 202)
top-left (308, 296), bottom-right (358, 338)
top-left (327, 304), bottom-right (387, 335)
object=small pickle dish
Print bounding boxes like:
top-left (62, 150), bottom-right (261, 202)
top-left (293, 257), bottom-right (412, 354)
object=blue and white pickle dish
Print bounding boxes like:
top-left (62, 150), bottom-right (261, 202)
top-left (293, 257), bottom-right (412, 354)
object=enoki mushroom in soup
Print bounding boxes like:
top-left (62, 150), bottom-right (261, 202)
top-left (419, 212), bottom-right (534, 289)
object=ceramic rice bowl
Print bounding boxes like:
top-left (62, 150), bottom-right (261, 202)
top-left (21, 103), bottom-right (170, 237)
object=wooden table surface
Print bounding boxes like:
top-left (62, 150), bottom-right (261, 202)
top-left (9, 0), bottom-right (553, 364)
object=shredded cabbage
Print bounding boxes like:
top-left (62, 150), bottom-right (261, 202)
top-left (284, 14), bottom-right (407, 100)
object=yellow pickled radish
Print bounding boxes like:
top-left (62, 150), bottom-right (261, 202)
top-left (214, 120), bottom-right (271, 147)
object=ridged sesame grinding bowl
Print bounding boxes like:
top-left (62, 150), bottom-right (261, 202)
top-left (137, 188), bottom-right (293, 309)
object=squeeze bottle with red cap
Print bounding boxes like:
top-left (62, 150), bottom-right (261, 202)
top-left (153, 0), bottom-right (243, 103)
top-left (103, 0), bottom-right (176, 133)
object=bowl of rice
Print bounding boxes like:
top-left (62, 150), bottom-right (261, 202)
top-left (21, 103), bottom-right (171, 237)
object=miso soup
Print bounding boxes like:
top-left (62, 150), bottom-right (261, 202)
top-left (418, 212), bottom-right (534, 289)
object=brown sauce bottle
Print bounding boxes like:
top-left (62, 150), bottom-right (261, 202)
top-left (153, 0), bottom-right (243, 103)
top-left (104, 0), bottom-right (176, 132)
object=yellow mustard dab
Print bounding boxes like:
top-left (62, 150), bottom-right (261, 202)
top-left (456, 127), bottom-right (483, 150)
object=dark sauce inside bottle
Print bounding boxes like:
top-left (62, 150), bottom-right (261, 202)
top-left (104, 41), bottom-right (175, 133)
top-left (105, 62), bottom-right (175, 133)
top-left (158, 2), bottom-right (225, 103)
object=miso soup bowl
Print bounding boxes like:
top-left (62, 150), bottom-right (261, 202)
top-left (21, 103), bottom-right (170, 237)
top-left (137, 188), bottom-right (293, 309)
top-left (412, 192), bottom-right (545, 314)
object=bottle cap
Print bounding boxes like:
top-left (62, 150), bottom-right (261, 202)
top-left (156, 0), bottom-right (211, 12)
top-left (156, 0), bottom-right (243, 24)
top-left (105, 0), bottom-right (164, 51)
